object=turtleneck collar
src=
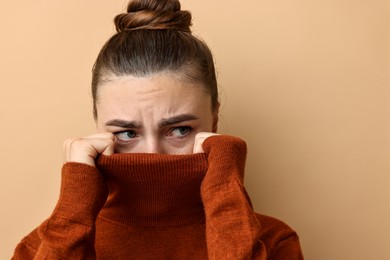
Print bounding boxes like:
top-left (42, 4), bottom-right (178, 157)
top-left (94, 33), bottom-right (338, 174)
top-left (96, 153), bottom-right (208, 228)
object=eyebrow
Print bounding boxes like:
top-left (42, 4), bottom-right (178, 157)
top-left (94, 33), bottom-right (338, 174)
top-left (105, 119), bottom-right (142, 129)
top-left (104, 114), bottom-right (199, 129)
top-left (159, 114), bottom-right (199, 127)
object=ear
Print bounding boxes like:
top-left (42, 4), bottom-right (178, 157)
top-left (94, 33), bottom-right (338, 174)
top-left (212, 102), bottom-right (220, 133)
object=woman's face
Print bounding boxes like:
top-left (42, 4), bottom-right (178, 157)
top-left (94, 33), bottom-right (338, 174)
top-left (96, 74), bottom-right (218, 154)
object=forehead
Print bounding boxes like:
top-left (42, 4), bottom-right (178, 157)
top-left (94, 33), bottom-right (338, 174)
top-left (96, 74), bottom-right (211, 120)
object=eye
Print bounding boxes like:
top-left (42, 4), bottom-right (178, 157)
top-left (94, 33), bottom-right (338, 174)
top-left (115, 130), bottom-right (137, 142)
top-left (169, 126), bottom-right (193, 138)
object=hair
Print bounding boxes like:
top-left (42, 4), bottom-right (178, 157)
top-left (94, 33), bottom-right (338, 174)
top-left (92, 0), bottom-right (218, 120)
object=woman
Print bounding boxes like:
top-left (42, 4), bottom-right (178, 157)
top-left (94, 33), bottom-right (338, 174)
top-left (13, 0), bottom-right (303, 259)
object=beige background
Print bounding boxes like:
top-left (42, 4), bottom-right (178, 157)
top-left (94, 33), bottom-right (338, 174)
top-left (1, 0), bottom-right (389, 259)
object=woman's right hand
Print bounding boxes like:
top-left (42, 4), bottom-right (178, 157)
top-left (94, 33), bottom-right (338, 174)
top-left (63, 133), bottom-right (115, 167)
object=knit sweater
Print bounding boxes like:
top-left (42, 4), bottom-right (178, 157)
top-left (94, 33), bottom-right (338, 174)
top-left (13, 135), bottom-right (303, 259)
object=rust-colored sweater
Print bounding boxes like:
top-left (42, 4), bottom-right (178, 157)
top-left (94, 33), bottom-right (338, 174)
top-left (13, 135), bottom-right (303, 259)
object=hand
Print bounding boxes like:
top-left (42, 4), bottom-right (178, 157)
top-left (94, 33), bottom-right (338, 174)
top-left (63, 133), bottom-right (115, 166)
top-left (193, 132), bottom-right (219, 153)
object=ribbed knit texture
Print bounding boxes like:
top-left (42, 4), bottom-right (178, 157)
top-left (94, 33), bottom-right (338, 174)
top-left (53, 163), bottom-right (108, 225)
top-left (97, 153), bottom-right (208, 227)
top-left (12, 135), bottom-right (304, 260)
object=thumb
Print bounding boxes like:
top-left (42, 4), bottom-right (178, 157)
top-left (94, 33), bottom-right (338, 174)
top-left (193, 132), bottom-right (219, 154)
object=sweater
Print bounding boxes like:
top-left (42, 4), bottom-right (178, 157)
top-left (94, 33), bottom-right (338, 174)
top-left (13, 135), bottom-right (304, 259)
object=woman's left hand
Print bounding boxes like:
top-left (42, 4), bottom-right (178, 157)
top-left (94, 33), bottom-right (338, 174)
top-left (192, 132), bottom-right (219, 153)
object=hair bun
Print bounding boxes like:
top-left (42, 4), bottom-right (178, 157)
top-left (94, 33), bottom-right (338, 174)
top-left (114, 0), bottom-right (192, 33)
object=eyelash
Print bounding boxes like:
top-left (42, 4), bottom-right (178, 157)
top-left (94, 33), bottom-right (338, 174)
top-left (113, 126), bottom-right (193, 144)
top-left (168, 126), bottom-right (193, 138)
top-left (114, 130), bottom-right (137, 144)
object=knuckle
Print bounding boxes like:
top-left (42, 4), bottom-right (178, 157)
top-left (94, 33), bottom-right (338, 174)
top-left (68, 138), bottom-right (90, 150)
top-left (63, 137), bottom-right (76, 147)
top-left (106, 139), bottom-right (115, 146)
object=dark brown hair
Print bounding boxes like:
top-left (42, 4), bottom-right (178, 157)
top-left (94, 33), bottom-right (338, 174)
top-left (92, 0), bottom-right (218, 120)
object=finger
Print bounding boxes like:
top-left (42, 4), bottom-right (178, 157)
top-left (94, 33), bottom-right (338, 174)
top-left (73, 138), bottom-right (114, 157)
top-left (101, 139), bottom-right (115, 156)
top-left (63, 137), bottom-right (77, 163)
top-left (63, 133), bottom-right (115, 160)
top-left (193, 132), bottom-right (219, 153)
top-left (64, 137), bottom-right (114, 165)
top-left (84, 132), bottom-right (115, 140)
top-left (85, 133), bottom-right (115, 156)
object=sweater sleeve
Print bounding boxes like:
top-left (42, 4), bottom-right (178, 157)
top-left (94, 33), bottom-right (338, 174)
top-left (12, 163), bottom-right (108, 260)
top-left (201, 135), bottom-right (304, 260)
top-left (269, 234), bottom-right (304, 260)
top-left (201, 135), bottom-right (267, 259)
